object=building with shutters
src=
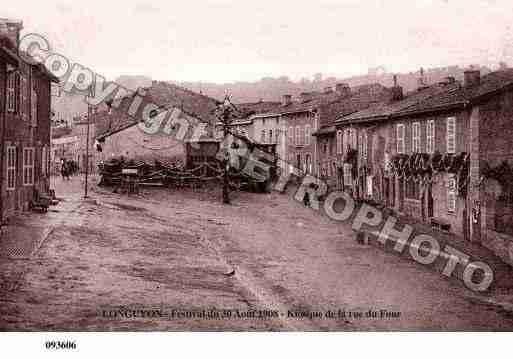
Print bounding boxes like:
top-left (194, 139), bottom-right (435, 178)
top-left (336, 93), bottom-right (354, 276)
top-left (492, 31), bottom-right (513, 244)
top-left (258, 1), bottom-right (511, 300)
top-left (234, 83), bottom-right (393, 180)
top-left (335, 68), bottom-right (513, 266)
top-left (1, 19), bottom-right (58, 221)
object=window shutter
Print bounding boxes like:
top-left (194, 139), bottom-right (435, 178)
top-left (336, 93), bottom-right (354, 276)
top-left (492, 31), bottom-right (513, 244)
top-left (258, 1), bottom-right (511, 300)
top-left (446, 117), bottom-right (456, 153)
top-left (363, 132), bottom-right (368, 159)
top-left (426, 120), bottom-right (435, 154)
top-left (396, 124), bottom-right (405, 153)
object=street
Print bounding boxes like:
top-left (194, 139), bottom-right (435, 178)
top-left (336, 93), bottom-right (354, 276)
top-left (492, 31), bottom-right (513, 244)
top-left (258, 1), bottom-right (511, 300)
top-left (1, 176), bottom-right (513, 331)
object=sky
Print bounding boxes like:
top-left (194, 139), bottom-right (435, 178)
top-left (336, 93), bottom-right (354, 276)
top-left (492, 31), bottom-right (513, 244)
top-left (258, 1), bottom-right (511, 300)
top-left (4, 0), bottom-right (513, 83)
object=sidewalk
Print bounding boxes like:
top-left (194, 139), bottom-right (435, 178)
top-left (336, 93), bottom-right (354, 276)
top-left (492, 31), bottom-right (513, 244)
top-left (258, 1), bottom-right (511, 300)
top-left (0, 176), bottom-right (87, 259)
top-left (355, 207), bottom-right (513, 295)
top-left (282, 182), bottom-right (513, 296)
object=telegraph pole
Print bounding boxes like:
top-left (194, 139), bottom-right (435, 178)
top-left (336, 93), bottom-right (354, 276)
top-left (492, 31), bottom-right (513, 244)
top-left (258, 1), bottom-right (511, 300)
top-left (84, 105), bottom-right (91, 198)
top-left (84, 86), bottom-right (94, 199)
top-left (217, 95), bottom-right (234, 204)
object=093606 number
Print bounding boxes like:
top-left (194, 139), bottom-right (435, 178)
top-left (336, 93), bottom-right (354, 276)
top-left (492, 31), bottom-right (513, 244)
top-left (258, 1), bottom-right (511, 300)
top-left (45, 341), bottom-right (77, 350)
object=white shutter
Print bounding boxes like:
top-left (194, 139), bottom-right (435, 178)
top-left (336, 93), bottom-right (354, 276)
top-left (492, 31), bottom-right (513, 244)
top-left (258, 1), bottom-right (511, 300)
top-left (6, 146), bottom-right (16, 190)
top-left (426, 120), bottom-right (435, 154)
top-left (412, 122), bottom-right (420, 153)
top-left (396, 124), bottom-right (405, 153)
top-left (363, 131), bottom-right (368, 159)
top-left (446, 117), bottom-right (456, 153)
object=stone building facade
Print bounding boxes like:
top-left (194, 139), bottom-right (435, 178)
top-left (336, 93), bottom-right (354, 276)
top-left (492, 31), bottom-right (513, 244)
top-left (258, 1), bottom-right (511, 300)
top-left (334, 69), bottom-right (513, 266)
top-left (0, 19), bottom-right (57, 220)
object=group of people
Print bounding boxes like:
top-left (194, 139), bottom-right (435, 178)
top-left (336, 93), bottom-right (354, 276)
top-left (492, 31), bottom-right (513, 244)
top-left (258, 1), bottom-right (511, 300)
top-left (60, 158), bottom-right (79, 180)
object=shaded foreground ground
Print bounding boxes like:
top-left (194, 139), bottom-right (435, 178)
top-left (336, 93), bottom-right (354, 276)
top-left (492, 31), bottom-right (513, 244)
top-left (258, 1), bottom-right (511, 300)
top-left (1, 177), bottom-right (513, 331)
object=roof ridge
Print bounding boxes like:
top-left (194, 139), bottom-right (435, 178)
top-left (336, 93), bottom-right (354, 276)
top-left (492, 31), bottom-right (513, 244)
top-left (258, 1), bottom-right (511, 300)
top-left (157, 81), bottom-right (220, 104)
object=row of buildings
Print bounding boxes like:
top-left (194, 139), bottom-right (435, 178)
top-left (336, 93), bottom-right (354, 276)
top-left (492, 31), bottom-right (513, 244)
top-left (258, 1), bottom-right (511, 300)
top-left (221, 69), bottom-right (513, 267)
top-left (0, 18), bottom-right (56, 221)
top-left (50, 114), bottom-right (98, 175)
top-left (91, 64), bottom-right (513, 266)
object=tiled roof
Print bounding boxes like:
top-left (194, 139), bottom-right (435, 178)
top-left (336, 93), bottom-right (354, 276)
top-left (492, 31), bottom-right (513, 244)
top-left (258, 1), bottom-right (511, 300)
top-left (339, 69), bottom-right (513, 122)
top-left (95, 82), bottom-right (220, 139)
top-left (337, 83), bottom-right (460, 123)
top-left (254, 83), bottom-right (391, 118)
top-left (396, 69), bottom-right (513, 116)
top-left (234, 101), bottom-right (281, 116)
top-left (147, 81), bottom-right (220, 123)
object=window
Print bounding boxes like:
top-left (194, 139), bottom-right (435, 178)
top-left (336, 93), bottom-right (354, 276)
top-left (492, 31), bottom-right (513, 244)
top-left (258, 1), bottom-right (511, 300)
top-left (351, 129), bottom-right (357, 149)
top-left (323, 141), bottom-right (328, 155)
top-left (261, 129), bottom-right (266, 143)
top-left (343, 163), bottom-right (353, 186)
top-left (426, 120), bottom-right (435, 154)
top-left (288, 126), bottom-right (294, 144)
top-left (405, 179), bottom-right (420, 199)
top-left (20, 75), bottom-right (28, 120)
top-left (295, 126), bottom-right (301, 145)
top-left (300, 126), bottom-right (305, 146)
top-left (446, 117), bottom-right (456, 153)
top-left (42, 146), bottom-right (48, 177)
top-left (6, 146), bottom-right (16, 190)
top-left (305, 153), bottom-right (311, 174)
top-left (343, 129), bottom-right (349, 153)
top-left (447, 175), bottom-right (456, 213)
top-left (269, 129), bottom-right (273, 143)
top-left (305, 124), bottom-right (311, 145)
top-left (31, 87), bottom-right (38, 126)
top-left (362, 131), bottom-right (368, 159)
top-left (7, 73), bottom-right (15, 112)
top-left (336, 130), bottom-right (343, 154)
top-left (23, 147), bottom-right (35, 186)
top-left (412, 122), bottom-right (420, 153)
top-left (396, 124), bottom-right (405, 154)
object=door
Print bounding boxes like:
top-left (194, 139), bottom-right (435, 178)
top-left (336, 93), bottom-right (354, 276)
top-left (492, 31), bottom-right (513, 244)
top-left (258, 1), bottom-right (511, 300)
top-left (427, 184), bottom-right (434, 218)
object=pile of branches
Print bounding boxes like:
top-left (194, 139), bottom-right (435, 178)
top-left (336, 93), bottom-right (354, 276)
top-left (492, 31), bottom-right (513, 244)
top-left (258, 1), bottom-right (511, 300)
top-left (390, 151), bottom-right (470, 196)
top-left (98, 157), bottom-right (223, 187)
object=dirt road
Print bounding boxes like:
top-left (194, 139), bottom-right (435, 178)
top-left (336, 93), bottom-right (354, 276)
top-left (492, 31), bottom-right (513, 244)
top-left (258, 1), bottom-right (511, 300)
top-left (1, 177), bottom-right (513, 330)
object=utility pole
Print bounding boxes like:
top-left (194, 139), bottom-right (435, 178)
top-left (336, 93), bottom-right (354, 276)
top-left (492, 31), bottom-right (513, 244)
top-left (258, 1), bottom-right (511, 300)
top-left (216, 95), bottom-right (235, 205)
top-left (84, 104), bottom-right (91, 199)
top-left (84, 86), bottom-right (94, 199)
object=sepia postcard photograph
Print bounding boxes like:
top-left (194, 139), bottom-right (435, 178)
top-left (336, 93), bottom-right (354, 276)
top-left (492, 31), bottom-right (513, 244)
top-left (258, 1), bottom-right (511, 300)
top-left (1, 0), bottom-right (513, 356)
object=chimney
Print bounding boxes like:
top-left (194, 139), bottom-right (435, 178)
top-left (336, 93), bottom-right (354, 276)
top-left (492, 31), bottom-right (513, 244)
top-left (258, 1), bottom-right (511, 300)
top-left (282, 94), bottom-right (292, 106)
top-left (464, 69), bottom-right (481, 88)
top-left (0, 18), bottom-right (23, 52)
top-left (335, 83), bottom-right (351, 97)
top-left (323, 86), bottom-right (333, 94)
top-left (417, 67), bottom-right (428, 89)
top-left (390, 74), bottom-right (403, 101)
